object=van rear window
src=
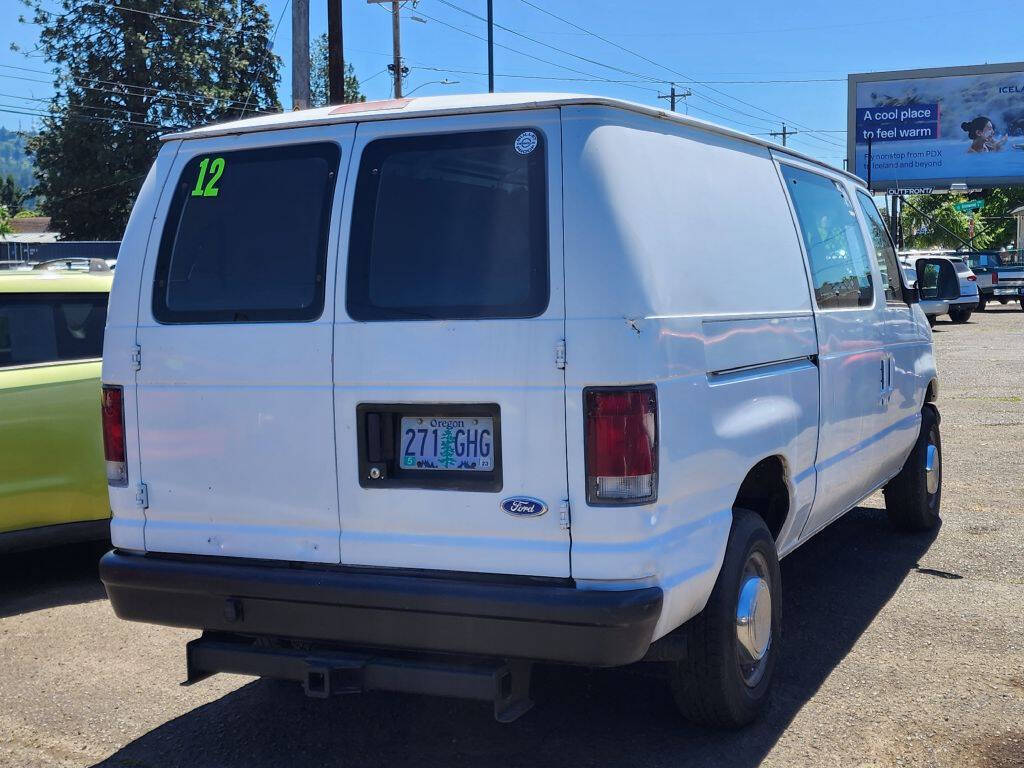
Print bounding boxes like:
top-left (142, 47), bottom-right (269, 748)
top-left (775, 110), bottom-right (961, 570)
top-left (346, 129), bottom-right (549, 321)
top-left (153, 143), bottom-right (340, 323)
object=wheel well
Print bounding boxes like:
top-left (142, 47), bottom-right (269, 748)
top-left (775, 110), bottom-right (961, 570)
top-left (733, 456), bottom-right (789, 541)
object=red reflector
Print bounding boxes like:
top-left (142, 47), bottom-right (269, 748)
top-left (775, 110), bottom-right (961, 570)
top-left (584, 386), bottom-right (658, 505)
top-left (101, 385), bottom-right (128, 486)
top-left (992, 272), bottom-right (998, 284)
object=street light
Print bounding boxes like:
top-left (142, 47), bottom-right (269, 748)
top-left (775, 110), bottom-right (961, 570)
top-left (404, 78), bottom-right (460, 96)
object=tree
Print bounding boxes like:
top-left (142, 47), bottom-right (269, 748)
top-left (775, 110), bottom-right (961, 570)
top-left (309, 33), bottom-right (366, 108)
top-left (902, 187), bottom-right (1024, 251)
top-left (21, 0), bottom-right (281, 240)
top-left (0, 175), bottom-right (27, 214)
top-left (0, 205), bottom-right (11, 237)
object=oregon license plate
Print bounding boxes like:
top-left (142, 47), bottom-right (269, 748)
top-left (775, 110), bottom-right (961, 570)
top-left (399, 416), bottom-right (494, 472)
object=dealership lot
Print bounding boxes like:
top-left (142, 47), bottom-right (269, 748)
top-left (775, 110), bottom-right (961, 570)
top-left (1, 310), bottom-right (1022, 768)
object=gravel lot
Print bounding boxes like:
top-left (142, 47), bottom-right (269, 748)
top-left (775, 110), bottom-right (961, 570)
top-left (2, 308), bottom-right (1022, 768)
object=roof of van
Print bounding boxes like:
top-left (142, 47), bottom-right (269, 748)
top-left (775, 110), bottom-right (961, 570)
top-left (163, 92), bottom-right (862, 186)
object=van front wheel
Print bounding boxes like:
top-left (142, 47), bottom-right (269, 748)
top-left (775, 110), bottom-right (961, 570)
top-left (669, 510), bottom-right (781, 728)
top-left (883, 404), bottom-right (941, 531)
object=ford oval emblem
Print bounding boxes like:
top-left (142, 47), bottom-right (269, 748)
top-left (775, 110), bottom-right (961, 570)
top-left (501, 496), bottom-right (548, 517)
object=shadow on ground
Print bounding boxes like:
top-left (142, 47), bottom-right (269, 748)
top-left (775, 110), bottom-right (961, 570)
top-left (94, 506), bottom-right (938, 768)
top-left (0, 540), bottom-right (109, 619)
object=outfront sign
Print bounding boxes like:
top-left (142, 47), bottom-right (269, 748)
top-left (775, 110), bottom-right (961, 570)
top-left (848, 62), bottom-right (1024, 191)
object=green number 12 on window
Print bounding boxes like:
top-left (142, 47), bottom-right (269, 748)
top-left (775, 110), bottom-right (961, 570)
top-left (191, 156), bottom-right (225, 197)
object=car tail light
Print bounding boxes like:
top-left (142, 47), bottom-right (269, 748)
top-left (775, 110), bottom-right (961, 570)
top-left (967, 275), bottom-right (977, 281)
top-left (101, 385), bottom-right (128, 486)
top-left (584, 385), bottom-right (657, 505)
top-left (992, 271), bottom-right (998, 284)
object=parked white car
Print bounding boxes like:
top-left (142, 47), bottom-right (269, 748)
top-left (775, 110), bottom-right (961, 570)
top-left (99, 94), bottom-right (958, 728)
top-left (899, 252), bottom-right (976, 324)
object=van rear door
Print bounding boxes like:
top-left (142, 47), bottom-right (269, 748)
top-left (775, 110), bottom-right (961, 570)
top-left (134, 126), bottom-right (354, 562)
top-left (333, 110), bottom-right (570, 577)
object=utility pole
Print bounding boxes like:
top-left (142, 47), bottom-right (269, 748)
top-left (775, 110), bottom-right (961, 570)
top-left (769, 124), bottom-right (796, 147)
top-left (657, 84), bottom-right (691, 113)
top-left (327, 0), bottom-right (344, 105)
top-left (368, 0), bottom-right (405, 97)
top-left (487, 0), bottom-right (494, 93)
top-left (390, 0), bottom-right (403, 97)
top-left (291, 0), bottom-right (310, 110)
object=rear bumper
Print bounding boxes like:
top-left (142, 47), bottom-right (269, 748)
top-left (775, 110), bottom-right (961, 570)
top-left (100, 551), bottom-right (663, 667)
top-left (979, 286), bottom-right (1024, 298)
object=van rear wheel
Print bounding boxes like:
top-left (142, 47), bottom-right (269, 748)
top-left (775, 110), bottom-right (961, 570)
top-left (669, 509), bottom-right (780, 728)
top-left (883, 404), bottom-right (941, 532)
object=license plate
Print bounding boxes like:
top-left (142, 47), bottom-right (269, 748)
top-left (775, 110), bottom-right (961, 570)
top-left (399, 416), bottom-right (494, 472)
top-left (994, 288), bottom-right (1018, 295)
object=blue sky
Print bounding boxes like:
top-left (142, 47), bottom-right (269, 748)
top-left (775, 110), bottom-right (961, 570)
top-left (1, 0), bottom-right (1022, 169)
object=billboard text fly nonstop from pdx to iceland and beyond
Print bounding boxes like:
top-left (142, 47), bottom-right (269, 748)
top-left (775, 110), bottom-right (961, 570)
top-left (848, 62), bottom-right (1024, 192)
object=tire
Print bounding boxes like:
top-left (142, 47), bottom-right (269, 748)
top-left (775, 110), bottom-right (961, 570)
top-left (670, 510), bottom-right (781, 728)
top-left (927, 314), bottom-right (936, 327)
top-left (977, 298), bottom-right (987, 311)
top-left (949, 307), bottom-right (972, 324)
top-left (883, 404), bottom-right (942, 532)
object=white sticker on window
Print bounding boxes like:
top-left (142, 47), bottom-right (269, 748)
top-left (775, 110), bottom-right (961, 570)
top-left (514, 131), bottom-right (538, 155)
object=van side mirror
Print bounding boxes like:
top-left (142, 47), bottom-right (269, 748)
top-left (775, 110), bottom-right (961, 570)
top-left (899, 264), bottom-right (919, 304)
top-left (915, 258), bottom-right (960, 302)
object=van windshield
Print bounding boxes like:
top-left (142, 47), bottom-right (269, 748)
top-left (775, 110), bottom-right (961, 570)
top-left (346, 128), bottom-right (549, 321)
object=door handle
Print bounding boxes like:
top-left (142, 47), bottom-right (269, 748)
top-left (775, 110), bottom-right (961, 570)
top-left (880, 353), bottom-right (894, 403)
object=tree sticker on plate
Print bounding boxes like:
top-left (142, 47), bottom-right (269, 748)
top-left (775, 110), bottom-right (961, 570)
top-left (399, 416), bottom-right (493, 471)
top-left (514, 131), bottom-right (538, 155)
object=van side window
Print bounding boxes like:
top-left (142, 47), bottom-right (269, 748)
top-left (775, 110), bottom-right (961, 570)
top-left (152, 143), bottom-right (341, 323)
top-left (0, 293), bottom-right (107, 367)
top-left (781, 165), bottom-right (874, 309)
top-left (855, 191), bottom-right (903, 303)
top-left (346, 128), bottom-right (549, 321)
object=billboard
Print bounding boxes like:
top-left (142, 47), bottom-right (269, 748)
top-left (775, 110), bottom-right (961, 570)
top-left (848, 62), bottom-right (1024, 192)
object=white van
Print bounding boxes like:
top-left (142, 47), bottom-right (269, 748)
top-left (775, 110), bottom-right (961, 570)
top-left (99, 94), bottom-right (958, 727)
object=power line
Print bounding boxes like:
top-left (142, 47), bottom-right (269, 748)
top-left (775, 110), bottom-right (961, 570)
top-left (241, 0), bottom-right (290, 115)
top-left (409, 7), bottom-right (661, 96)
top-left (0, 72), bottom-right (278, 118)
top-left (431, 0), bottom-right (788, 132)
top-left (514, 0), bottom-right (844, 150)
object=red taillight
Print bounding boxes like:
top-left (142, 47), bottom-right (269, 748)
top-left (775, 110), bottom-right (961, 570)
top-left (101, 385), bottom-right (128, 486)
top-left (992, 271), bottom-right (998, 284)
top-left (967, 275), bottom-right (977, 281)
top-left (584, 385), bottom-right (658, 505)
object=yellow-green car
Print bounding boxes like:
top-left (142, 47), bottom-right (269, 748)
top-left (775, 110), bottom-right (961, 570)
top-left (1, 270), bottom-right (112, 552)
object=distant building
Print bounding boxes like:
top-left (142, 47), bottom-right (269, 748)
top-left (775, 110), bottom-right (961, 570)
top-left (1, 217), bottom-right (119, 263)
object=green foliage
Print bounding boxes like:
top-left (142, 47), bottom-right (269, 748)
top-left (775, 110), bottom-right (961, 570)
top-left (902, 187), bottom-right (1024, 251)
top-left (0, 129), bottom-right (35, 192)
top-left (0, 175), bottom-right (28, 214)
top-left (0, 205), bottom-right (11, 236)
top-left (310, 33), bottom-right (366, 108)
top-left (13, 209), bottom-right (42, 218)
top-left (22, 0), bottom-right (282, 240)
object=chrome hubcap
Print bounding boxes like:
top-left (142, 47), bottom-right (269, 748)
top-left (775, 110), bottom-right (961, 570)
top-left (735, 552), bottom-right (772, 687)
top-left (925, 442), bottom-right (940, 495)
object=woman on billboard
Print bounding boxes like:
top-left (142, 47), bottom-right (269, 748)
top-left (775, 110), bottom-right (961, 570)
top-left (961, 116), bottom-right (1007, 153)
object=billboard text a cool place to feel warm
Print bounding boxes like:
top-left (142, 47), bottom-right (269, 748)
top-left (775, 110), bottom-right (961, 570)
top-left (848, 62), bottom-right (1024, 191)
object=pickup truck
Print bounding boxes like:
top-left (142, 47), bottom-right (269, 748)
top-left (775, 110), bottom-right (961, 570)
top-left (964, 252), bottom-right (1024, 311)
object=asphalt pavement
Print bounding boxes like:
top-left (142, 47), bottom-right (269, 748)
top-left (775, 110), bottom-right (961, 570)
top-left (1, 307), bottom-right (1022, 768)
